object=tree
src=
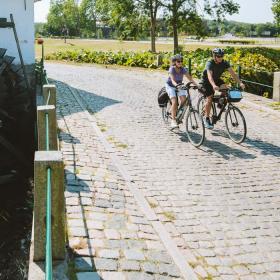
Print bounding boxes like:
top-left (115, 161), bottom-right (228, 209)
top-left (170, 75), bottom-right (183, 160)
top-left (96, 0), bottom-right (149, 40)
top-left (80, 0), bottom-right (97, 37)
top-left (161, 0), bottom-right (196, 54)
top-left (136, 0), bottom-right (162, 52)
top-left (45, 0), bottom-right (80, 36)
top-left (272, 0), bottom-right (280, 36)
top-left (162, 0), bottom-right (240, 53)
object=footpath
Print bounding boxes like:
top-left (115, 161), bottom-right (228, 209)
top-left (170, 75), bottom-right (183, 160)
top-left (48, 63), bottom-right (280, 280)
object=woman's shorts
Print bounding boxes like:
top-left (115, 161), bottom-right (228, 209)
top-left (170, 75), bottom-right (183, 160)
top-left (165, 83), bottom-right (187, 98)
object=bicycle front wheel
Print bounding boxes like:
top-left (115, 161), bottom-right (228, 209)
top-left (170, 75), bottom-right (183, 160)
top-left (185, 109), bottom-right (205, 147)
top-left (197, 95), bottom-right (215, 117)
top-left (225, 106), bottom-right (247, 144)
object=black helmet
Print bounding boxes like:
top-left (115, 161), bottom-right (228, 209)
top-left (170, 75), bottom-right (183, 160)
top-left (212, 48), bottom-right (224, 56)
top-left (172, 54), bottom-right (183, 63)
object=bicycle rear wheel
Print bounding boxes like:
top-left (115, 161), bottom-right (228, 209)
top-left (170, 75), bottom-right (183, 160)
top-left (162, 101), bottom-right (172, 125)
top-left (185, 109), bottom-right (205, 147)
top-left (225, 105), bottom-right (247, 143)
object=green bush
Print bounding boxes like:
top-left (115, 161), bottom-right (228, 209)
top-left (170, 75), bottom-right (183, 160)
top-left (219, 39), bottom-right (256, 45)
top-left (46, 47), bottom-right (280, 98)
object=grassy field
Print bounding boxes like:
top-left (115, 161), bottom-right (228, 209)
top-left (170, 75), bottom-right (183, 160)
top-left (35, 38), bottom-right (214, 58)
top-left (36, 38), bottom-right (280, 59)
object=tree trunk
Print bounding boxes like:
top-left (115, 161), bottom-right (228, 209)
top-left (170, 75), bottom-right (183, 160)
top-left (172, 16), bottom-right (179, 54)
top-left (150, 16), bottom-right (156, 53)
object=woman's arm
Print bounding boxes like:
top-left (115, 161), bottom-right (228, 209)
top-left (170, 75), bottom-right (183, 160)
top-left (169, 73), bottom-right (179, 87)
top-left (185, 73), bottom-right (199, 87)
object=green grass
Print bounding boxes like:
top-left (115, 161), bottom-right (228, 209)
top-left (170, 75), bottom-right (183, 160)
top-left (162, 211), bottom-right (175, 221)
top-left (36, 38), bottom-right (214, 58)
top-left (269, 102), bottom-right (280, 110)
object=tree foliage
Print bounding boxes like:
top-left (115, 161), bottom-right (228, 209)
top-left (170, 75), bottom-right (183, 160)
top-left (272, 0), bottom-right (280, 28)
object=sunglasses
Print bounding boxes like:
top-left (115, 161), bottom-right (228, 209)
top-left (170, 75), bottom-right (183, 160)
top-left (215, 55), bottom-right (223, 58)
top-left (176, 60), bottom-right (183, 63)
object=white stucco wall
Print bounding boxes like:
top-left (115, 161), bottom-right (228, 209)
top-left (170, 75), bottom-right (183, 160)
top-left (0, 0), bottom-right (35, 64)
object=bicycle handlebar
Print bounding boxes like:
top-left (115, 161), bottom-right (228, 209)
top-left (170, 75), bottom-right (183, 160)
top-left (176, 82), bottom-right (199, 91)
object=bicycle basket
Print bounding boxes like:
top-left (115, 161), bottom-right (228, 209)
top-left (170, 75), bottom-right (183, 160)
top-left (158, 87), bottom-right (169, 107)
top-left (228, 90), bottom-right (243, 102)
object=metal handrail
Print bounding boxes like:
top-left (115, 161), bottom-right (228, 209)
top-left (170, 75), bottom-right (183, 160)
top-left (39, 37), bottom-right (53, 279)
top-left (45, 167), bottom-right (52, 280)
top-left (188, 58), bottom-right (273, 90)
top-left (45, 109), bottom-right (52, 280)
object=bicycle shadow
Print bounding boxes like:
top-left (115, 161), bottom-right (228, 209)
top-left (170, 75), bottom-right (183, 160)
top-left (242, 137), bottom-right (280, 158)
top-left (176, 129), bottom-right (256, 160)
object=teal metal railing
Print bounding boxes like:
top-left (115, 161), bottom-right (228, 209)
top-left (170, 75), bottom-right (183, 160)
top-left (45, 167), bottom-right (52, 280)
top-left (36, 38), bottom-right (53, 280)
top-left (44, 82), bottom-right (53, 280)
top-left (188, 58), bottom-right (274, 94)
top-left (236, 65), bottom-right (273, 89)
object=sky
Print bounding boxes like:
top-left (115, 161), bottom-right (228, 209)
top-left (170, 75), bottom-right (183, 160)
top-left (34, 0), bottom-right (274, 24)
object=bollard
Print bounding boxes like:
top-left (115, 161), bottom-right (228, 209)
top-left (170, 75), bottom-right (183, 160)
top-left (33, 151), bottom-right (65, 261)
top-left (273, 72), bottom-right (280, 102)
top-left (156, 54), bottom-right (163, 67)
top-left (43, 85), bottom-right (56, 106)
top-left (37, 105), bottom-right (58, 151)
top-left (188, 58), bottom-right (192, 75)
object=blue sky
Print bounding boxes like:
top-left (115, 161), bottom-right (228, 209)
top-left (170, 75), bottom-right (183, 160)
top-left (34, 0), bottom-right (274, 24)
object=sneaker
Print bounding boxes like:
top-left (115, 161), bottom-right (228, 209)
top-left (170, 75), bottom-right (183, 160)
top-left (171, 120), bottom-right (179, 129)
top-left (204, 118), bottom-right (214, 129)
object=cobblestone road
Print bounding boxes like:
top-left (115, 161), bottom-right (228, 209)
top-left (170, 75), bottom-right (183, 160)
top-left (47, 63), bottom-right (280, 280)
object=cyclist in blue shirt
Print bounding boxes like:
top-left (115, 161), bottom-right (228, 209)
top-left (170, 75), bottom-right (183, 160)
top-left (166, 54), bottom-right (198, 129)
top-left (201, 48), bottom-right (245, 129)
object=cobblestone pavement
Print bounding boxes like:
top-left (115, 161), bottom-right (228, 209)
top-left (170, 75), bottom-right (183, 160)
top-left (47, 63), bottom-right (280, 280)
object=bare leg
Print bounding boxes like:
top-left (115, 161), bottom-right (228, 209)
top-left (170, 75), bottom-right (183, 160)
top-left (179, 95), bottom-right (186, 108)
top-left (205, 95), bottom-right (213, 118)
top-left (170, 97), bottom-right (177, 120)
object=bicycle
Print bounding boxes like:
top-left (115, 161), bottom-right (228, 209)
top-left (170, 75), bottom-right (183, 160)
top-left (161, 82), bottom-right (205, 147)
top-left (197, 87), bottom-right (247, 144)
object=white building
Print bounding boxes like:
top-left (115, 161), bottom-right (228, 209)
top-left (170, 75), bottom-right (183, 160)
top-left (0, 0), bottom-right (40, 65)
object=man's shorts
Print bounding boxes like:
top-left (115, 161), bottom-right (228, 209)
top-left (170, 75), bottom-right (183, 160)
top-left (165, 83), bottom-right (187, 99)
top-left (200, 79), bottom-right (225, 97)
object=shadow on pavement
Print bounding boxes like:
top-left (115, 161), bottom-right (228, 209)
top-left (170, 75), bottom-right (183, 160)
top-left (176, 129), bottom-right (256, 160)
top-left (66, 171), bottom-right (103, 279)
top-left (53, 79), bottom-right (122, 117)
top-left (242, 138), bottom-right (280, 158)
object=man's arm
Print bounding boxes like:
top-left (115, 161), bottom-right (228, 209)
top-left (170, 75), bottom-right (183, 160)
top-left (228, 67), bottom-right (245, 89)
top-left (207, 70), bottom-right (219, 90)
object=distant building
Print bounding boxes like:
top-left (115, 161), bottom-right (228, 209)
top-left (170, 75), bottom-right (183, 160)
top-left (262, 31), bottom-right (271, 36)
top-left (0, 0), bottom-right (40, 65)
top-left (221, 33), bottom-right (236, 39)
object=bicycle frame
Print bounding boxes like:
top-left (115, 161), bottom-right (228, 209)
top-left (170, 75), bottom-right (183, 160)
top-left (175, 87), bottom-right (195, 122)
top-left (211, 91), bottom-right (236, 125)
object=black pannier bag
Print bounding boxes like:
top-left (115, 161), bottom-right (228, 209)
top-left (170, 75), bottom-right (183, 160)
top-left (158, 87), bottom-right (169, 107)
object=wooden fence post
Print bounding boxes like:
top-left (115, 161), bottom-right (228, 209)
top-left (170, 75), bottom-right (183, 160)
top-left (273, 72), bottom-right (280, 102)
top-left (156, 54), bottom-right (163, 67)
top-left (37, 105), bottom-right (58, 150)
top-left (43, 84), bottom-right (56, 106)
top-left (33, 151), bottom-right (65, 261)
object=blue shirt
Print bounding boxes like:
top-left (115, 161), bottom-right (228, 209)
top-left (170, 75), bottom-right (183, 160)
top-left (167, 66), bottom-right (188, 87)
top-left (202, 59), bottom-right (231, 84)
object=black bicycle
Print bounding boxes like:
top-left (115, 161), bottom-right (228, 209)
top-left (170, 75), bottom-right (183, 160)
top-left (197, 87), bottom-right (247, 144)
top-left (161, 82), bottom-right (205, 147)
